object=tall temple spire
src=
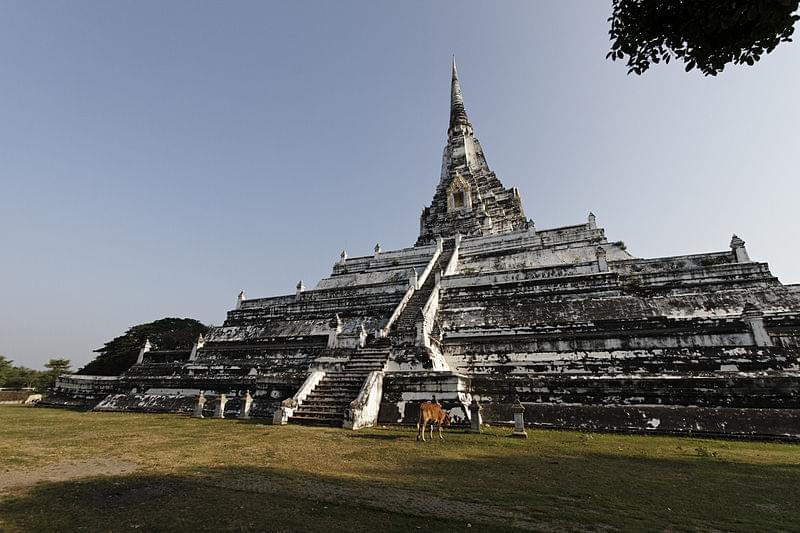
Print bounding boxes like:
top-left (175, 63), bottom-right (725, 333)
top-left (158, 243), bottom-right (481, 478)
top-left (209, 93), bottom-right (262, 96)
top-left (416, 59), bottom-right (528, 246)
top-left (449, 56), bottom-right (471, 132)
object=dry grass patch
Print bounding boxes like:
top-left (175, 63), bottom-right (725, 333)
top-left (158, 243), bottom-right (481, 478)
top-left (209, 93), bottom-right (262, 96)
top-left (1, 406), bottom-right (798, 531)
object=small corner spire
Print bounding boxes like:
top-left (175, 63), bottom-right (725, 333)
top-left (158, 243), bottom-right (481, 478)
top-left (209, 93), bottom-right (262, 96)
top-left (449, 56), bottom-right (471, 133)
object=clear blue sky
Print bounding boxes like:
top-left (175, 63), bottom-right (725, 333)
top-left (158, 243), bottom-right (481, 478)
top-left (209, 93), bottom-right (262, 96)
top-left (1, 1), bottom-right (798, 370)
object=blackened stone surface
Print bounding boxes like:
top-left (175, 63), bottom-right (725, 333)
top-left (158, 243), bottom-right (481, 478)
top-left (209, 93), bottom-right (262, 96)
top-left (486, 403), bottom-right (800, 440)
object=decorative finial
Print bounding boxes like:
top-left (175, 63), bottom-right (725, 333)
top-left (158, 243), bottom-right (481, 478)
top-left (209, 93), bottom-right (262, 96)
top-left (449, 56), bottom-right (471, 133)
top-left (136, 338), bottom-right (152, 364)
top-left (730, 235), bottom-right (749, 263)
top-left (236, 290), bottom-right (246, 309)
top-left (296, 280), bottom-right (305, 294)
top-left (340, 250), bottom-right (348, 262)
top-left (374, 242), bottom-right (382, 255)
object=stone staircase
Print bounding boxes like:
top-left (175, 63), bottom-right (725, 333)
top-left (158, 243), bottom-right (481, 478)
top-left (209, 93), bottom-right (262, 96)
top-left (391, 247), bottom-right (454, 339)
top-left (288, 346), bottom-right (390, 426)
top-left (288, 246), bottom-right (454, 426)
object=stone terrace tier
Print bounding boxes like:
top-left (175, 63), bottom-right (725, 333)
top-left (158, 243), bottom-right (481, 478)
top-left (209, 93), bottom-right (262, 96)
top-left (436, 223), bottom-right (800, 382)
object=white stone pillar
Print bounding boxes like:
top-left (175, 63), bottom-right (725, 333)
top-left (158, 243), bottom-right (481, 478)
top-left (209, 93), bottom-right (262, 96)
top-left (296, 280), bottom-right (305, 296)
top-left (526, 219), bottom-right (536, 236)
top-left (409, 269), bottom-right (419, 289)
top-left (468, 398), bottom-right (482, 434)
top-left (236, 290), bottom-right (246, 310)
top-left (357, 324), bottom-right (367, 348)
top-left (214, 394), bottom-right (227, 419)
top-left (374, 243), bottom-right (382, 257)
top-left (596, 246), bottom-right (608, 272)
top-left (339, 250), bottom-right (348, 264)
top-left (511, 399), bottom-right (528, 438)
top-left (730, 235), bottom-right (750, 263)
top-left (192, 391), bottom-right (206, 419)
top-left (136, 339), bottom-right (152, 364)
top-left (188, 334), bottom-right (205, 361)
top-left (239, 390), bottom-right (253, 419)
top-left (742, 304), bottom-right (772, 347)
top-left (588, 212), bottom-right (597, 230)
top-left (327, 314), bottom-right (343, 349)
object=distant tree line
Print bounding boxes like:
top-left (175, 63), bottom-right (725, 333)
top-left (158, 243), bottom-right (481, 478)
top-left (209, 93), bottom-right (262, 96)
top-left (0, 318), bottom-right (208, 390)
top-left (0, 356), bottom-right (71, 391)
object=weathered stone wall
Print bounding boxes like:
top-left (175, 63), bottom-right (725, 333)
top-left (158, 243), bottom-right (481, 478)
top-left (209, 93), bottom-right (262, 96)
top-left (489, 403), bottom-right (800, 440)
top-left (470, 373), bottom-right (800, 408)
top-left (378, 372), bottom-right (472, 425)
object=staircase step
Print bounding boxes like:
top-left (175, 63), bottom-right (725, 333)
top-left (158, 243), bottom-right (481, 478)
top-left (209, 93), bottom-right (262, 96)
top-left (293, 405), bottom-right (347, 417)
top-left (292, 409), bottom-right (346, 418)
top-left (307, 389), bottom-right (359, 396)
top-left (288, 416), bottom-right (342, 427)
top-left (301, 401), bottom-right (350, 408)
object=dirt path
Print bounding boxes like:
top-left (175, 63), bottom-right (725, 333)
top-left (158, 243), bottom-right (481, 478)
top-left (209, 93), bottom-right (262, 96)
top-left (0, 459), bottom-right (139, 493)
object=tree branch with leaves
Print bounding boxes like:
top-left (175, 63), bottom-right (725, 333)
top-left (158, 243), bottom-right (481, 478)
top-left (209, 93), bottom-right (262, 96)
top-left (608, 0), bottom-right (800, 75)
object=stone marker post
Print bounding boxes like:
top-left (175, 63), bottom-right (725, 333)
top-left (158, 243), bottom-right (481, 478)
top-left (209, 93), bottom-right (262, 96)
top-left (240, 390), bottom-right (253, 419)
top-left (214, 394), bottom-right (227, 419)
top-left (468, 398), bottom-right (482, 434)
top-left (511, 398), bottom-right (528, 438)
top-left (192, 391), bottom-right (206, 419)
top-left (596, 246), bottom-right (608, 272)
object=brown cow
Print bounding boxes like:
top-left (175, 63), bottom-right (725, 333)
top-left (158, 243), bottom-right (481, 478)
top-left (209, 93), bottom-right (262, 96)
top-left (416, 401), bottom-right (452, 441)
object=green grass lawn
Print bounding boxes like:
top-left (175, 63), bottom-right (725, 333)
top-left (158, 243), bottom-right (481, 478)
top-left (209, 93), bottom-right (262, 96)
top-left (0, 405), bottom-right (798, 532)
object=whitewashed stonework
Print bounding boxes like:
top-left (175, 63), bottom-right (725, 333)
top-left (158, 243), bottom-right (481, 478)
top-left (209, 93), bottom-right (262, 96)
top-left (45, 61), bottom-right (800, 438)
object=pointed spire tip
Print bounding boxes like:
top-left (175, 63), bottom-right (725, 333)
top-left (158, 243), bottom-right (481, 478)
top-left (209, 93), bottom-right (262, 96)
top-left (448, 56), bottom-right (470, 132)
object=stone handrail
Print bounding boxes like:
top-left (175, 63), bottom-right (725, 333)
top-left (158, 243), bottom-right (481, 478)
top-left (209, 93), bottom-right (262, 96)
top-left (414, 235), bottom-right (458, 346)
top-left (343, 371), bottom-right (383, 430)
top-left (416, 239), bottom-right (444, 289)
top-left (417, 280), bottom-right (441, 348)
top-left (379, 244), bottom-right (443, 337)
top-left (272, 370), bottom-right (325, 425)
top-left (443, 235), bottom-right (460, 276)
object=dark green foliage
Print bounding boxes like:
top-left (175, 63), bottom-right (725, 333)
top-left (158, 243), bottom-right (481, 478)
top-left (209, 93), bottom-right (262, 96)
top-left (39, 358), bottom-right (72, 390)
top-left (608, 0), bottom-right (800, 75)
top-left (0, 355), bottom-right (11, 387)
top-left (0, 356), bottom-right (45, 390)
top-left (79, 318), bottom-right (208, 376)
top-left (3, 366), bottom-right (44, 390)
top-left (621, 275), bottom-right (649, 296)
top-left (0, 355), bottom-right (71, 391)
top-left (44, 359), bottom-right (71, 374)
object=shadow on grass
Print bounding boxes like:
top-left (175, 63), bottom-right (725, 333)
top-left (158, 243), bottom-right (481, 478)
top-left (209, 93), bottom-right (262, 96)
top-left (0, 467), bottom-right (513, 533)
top-left (34, 404), bottom-right (94, 413)
top-left (346, 433), bottom-right (406, 441)
top-left (2, 447), bottom-right (799, 533)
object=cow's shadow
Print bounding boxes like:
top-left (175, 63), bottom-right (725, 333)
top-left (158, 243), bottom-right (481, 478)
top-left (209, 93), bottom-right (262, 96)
top-left (347, 433), bottom-right (405, 441)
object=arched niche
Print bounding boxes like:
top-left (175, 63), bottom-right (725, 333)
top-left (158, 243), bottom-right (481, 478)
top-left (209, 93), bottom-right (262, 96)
top-left (446, 174), bottom-right (472, 211)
